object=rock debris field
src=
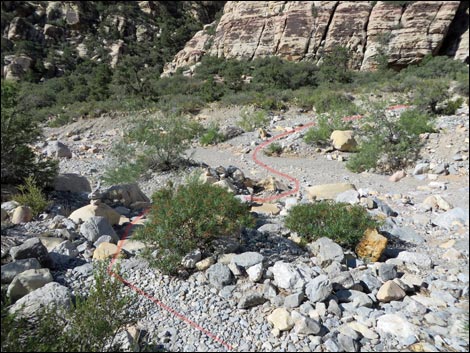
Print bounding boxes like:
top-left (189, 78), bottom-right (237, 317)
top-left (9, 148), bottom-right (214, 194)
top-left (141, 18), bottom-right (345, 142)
top-left (1, 105), bottom-right (469, 352)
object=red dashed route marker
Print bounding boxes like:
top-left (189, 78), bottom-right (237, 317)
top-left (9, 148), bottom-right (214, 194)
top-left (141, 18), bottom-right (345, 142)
top-left (106, 105), bottom-right (409, 350)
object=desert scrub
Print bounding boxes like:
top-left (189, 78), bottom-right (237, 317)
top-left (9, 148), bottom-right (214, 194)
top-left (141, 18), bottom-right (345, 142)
top-left (103, 113), bottom-right (202, 185)
top-left (237, 109), bottom-right (270, 132)
top-left (200, 124), bottom-right (226, 146)
top-left (285, 201), bottom-right (381, 249)
top-left (12, 176), bottom-right (49, 217)
top-left (304, 112), bottom-right (353, 146)
top-left (347, 104), bottom-right (434, 173)
top-left (264, 142), bottom-right (283, 156)
top-left (135, 178), bottom-right (255, 274)
top-left (1, 262), bottom-right (141, 352)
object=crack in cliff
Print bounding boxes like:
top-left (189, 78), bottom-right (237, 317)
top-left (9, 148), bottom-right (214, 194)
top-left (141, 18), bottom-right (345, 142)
top-left (274, 16), bottom-right (288, 55)
top-left (427, 2), bottom-right (443, 54)
top-left (303, 2), bottom-right (317, 60)
top-left (314, 1), bottom-right (339, 61)
top-left (251, 3), bottom-right (268, 60)
top-left (360, 2), bottom-right (374, 69)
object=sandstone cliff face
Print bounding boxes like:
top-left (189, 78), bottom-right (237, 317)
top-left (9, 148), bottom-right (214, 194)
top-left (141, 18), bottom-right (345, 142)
top-left (164, 1), bottom-right (469, 75)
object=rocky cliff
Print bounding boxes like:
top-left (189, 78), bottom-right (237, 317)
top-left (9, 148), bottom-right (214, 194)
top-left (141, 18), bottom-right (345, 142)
top-left (163, 1), bottom-right (469, 75)
top-left (1, 1), bottom-right (225, 80)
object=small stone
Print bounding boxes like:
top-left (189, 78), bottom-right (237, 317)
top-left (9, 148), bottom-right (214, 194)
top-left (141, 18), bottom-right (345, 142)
top-left (251, 203), bottom-right (281, 215)
top-left (389, 170), bottom-right (406, 182)
top-left (267, 308), bottom-right (294, 332)
top-left (246, 263), bottom-right (264, 282)
top-left (195, 257), bottom-right (215, 271)
top-left (305, 275), bottom-right (332, 303)
top-left (293, 315), bottom-right (322, 336)
top-left (238, 291), bottom-right (267, 309)
top-left (231, 252), bottom-right (264, 268)
top-left (377, 281), bottom-right (406, 302)
top-left (397, 251), bottom-right (433, 269)
top-left (92, 242), bottom-right (123, 260)
top-left (306, 183), bottom-right (356, 201)
top-left (378, 263), bottom-right (398, 281)
top-left (284, 292), bottom-right (304, 309)
top-left (206, 263), bottom-right (234, 289)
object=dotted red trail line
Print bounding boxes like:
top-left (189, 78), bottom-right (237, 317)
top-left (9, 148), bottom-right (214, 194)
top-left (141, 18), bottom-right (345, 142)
top-left (107, 209), bottom-right (234, 351)
top-left (248, 104), bottom-right (409, 203)
top-left (106, 104), bottom-right (409, 350)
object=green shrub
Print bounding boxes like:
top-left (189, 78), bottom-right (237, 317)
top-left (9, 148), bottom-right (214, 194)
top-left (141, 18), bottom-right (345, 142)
top-left (237, 109), bottom-right (270, 132)
top-left (264, 142), bottom-right (283, 156)
top-left (310, 89), bottom-right (359, 115)
top-left (304, 112), bottom-right (352, 146)
top-left (103, 114), bottom-right (202, 185)
top-left (440, 97), bottom-right (464, 115)
top-left (135, 178), bottom-right (255, 274)
top-left (1, 262), bottom-right (141, 352)
top-left (1, 81), bottom-right (58, 186)
top-left (200, 124), bottom-right (225, 146)
top-left (285, 201), bottom-right (381, 249)
top-left (412, 78), bottom-right (450, 114)
top-left (317, 46), bottom-right (353, 84)
top-left (12, 176), bottom-right (49, 217)
top-left (346, 104), bottom-right (434, 173)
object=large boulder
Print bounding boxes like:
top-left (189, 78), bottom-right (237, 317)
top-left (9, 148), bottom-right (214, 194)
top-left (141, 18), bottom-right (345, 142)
top-left (11, 206), bottom-right (33, 224)
top-left (330, 130), bottom-right (357, 152)
top-left (305, 275), bottom-right (333, 303)
top-left (9, 282), bottom-right (71, 318)
top-left (306, 183), bottom-right (356, 201)
top-left (206, 263), bottom-right (234, 289)
top-left (44, 141), bottom-right (72, 158)
top-left (102, 183), bottom-right (150, 208)
top-left (7, 268), bottom-right (53, 303)
top-left (80, 216), bottom-right (119, 243)
top-left (53, 173), bottom-right (91, 193)
top-left (1, 258), bottom-right (41, 284)
top-left (10, 237), bottom-right (50, 267)
top-left (69, 203), bottom-right (121, 225)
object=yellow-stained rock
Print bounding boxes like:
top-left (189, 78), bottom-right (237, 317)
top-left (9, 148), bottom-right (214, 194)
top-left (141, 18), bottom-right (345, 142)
top-left (256, 176), bottom-right (288, 192)
top-left (355, 228), bottom-right (387, 262)
top-left (69, 203), bottom-right (120, 225)
top-left (93, 242), bottom-right (125, 260)
top-left (306, 183), bottom-right (356, 201)
top-left (330, 130), bottom-right (357, 152)
top-left (251, 203), bottom-right (280, 215)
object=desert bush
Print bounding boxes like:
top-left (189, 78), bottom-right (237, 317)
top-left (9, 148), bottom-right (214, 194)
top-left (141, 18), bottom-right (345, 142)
top-left (135, 178), bottom-right (255, 274)
top-left (412, 78), bottom-right (450, 114)
top-left (346, 104), bottom-right (434, 173)
top-left (1, 81), bottom-right (58, 186)
top-left (12, 176), bottom-right (49, 217)
top-left (317, 46), bottom-right (353, 84)
top-left (304, 112), bottom-right (353, 146)
top-left (237, 109), bottom-right (270, 132)
top-left (103, 114), bottom-right (202, 185)
top-left (309, 89), bottom-right (359, 115)
top-left (285, 201), bottom-right (381, 249)
top-left (264, 142), bottom-right (283, 156)
top-left (1, 262), bottom-right (141, 352)
top-left (200, 123), bottom-right (226, 146)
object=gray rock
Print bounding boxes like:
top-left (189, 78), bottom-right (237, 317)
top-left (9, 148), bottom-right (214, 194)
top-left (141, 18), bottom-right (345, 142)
top-left (305, 275), bottom-right (332, 303)
top-left (331, 271), bottom-right (355, 291)
top-left (308, 237), bottom-right (344, 267)
top-left (413, 163), bottom-right (430, 175)
top-left (360, 272), bottom-right (383, 292)
top-left (231, 252), bottom-right (264, 268)
top-left (327, 299), bottom-right (342, 317)
top-left (373, 199), bottom-right (397, 217)
top-left (51, 240), bottom-right (78, 258)
top-left (432, 207), bottom-right (469, 229)
top-left (93, 235), bottom-right (115, 248)
top-left (238, 292), bottom-right (267, 309)
top-left (102, 183), bottom-right (150, 208)
top-left (335, 190), bottom-right (360, 204)
top-left (207, 263), bottom-right (234, 289)
top-left (284, 292), bottom-right (304, 309)
top-left (181, 249), bottom-right (202, 269)
top-left (257, 223), bottom-right (282, 233)
top-left (9, 282), bottom-right (71, 318)
top-left (1, 200), bottom-right (20, 212)
top-left (376, 314), bottom-right (417, 340)
top-left (246, 263), bottom-right (264, 282)
top-left (293, 315), bottom-right (322, 336)
top-left (378, 263), bottom-right (398, 282)
top-left (397, 251), bottom-right (433, 269)
top-left (72, 262), bottom-right (94, 277)
top-left (79, 216), bottom-right (118, 243)
top-left (338, 333), bottom-right (360, 352)
top-left (271, 261), bottom-right (302, 290)
top-left (10, 237), bottom-right (50, 267)
top-left (336, 290), bottom-right (374, 308)
top-left (388, 226), bottom-right (425, 244)
top-left (53, 173), bottom-right (91, 193)
top-left (44, 141), bottom-right (72, 158)
top-left (1, 258), bottom-right (41, 284)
